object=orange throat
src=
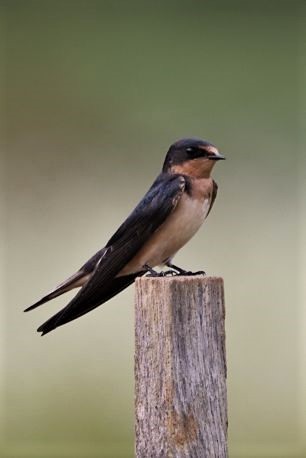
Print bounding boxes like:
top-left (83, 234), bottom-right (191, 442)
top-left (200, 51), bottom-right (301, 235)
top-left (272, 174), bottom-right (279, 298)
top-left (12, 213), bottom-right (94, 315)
top-left (170, 158), bottom-right (215, 179)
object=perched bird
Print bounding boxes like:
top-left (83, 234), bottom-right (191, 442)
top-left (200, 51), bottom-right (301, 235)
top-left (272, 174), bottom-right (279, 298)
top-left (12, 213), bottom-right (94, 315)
top-left (25, 138), bottom-right (225, 335)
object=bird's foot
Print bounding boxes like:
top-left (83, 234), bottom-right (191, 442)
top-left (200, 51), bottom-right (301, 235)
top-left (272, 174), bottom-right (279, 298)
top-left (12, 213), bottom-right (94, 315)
top-left (181, 270), bottom-right (206, 276)
top-left (166, 262), bottom-right (206, 276)
top-left (144, 264), bottom-right (164, 277)
top-left (144, 265), bottom-right (178, 277)
top-left (162, 270), bottom-right (178, 277)
top-left (144, 264), bottom-right (205, 278)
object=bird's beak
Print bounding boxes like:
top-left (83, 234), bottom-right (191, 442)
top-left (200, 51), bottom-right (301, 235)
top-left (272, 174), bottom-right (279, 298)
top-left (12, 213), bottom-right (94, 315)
top-left (208, 152), bottom-right (226, 161)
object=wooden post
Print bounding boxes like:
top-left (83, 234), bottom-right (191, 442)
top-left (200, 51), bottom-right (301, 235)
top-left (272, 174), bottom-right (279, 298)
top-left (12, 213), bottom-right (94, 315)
top-left (135, 276), bottom-right (227, 458)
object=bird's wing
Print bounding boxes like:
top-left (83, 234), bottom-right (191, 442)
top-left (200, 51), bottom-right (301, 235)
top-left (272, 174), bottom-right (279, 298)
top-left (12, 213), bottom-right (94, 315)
top-left (207, 180), bottom-right (218, 217)
top-left (24, 247), bottom-right (108, 312)
top-left (37, 173), bottom-right (186, 335)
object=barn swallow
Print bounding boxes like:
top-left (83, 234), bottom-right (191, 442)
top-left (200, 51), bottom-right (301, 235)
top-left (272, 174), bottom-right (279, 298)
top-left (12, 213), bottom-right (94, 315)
top-left (25, 138), bottom-right (225, 335)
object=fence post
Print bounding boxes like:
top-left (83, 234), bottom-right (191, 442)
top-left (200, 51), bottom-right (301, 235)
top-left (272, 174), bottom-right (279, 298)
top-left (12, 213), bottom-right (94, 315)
top-left (135, 276), bottom-right (227, 458)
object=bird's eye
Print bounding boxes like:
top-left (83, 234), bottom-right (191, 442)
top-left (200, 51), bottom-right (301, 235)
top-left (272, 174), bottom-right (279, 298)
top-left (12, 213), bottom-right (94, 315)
top-left (186, 147), bottom-right (198, 156)
top-left (186, 147), bottom-right (208, 158)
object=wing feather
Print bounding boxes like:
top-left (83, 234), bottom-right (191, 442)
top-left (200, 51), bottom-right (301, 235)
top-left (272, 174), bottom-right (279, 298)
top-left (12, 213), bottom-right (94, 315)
top-left (207, 179), bottom-right (218, 216)
top-left (37, 173), bottom-right (185, 334)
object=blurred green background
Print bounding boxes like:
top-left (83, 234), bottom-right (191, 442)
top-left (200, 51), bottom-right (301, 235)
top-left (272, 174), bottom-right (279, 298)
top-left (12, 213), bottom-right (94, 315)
top-left (2, 1), bottom-right (306, 457)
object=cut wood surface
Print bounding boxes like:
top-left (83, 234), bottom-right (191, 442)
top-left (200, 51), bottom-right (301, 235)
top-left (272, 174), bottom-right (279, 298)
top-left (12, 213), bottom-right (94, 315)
top-left (135, 276), bottom-right (227, 458)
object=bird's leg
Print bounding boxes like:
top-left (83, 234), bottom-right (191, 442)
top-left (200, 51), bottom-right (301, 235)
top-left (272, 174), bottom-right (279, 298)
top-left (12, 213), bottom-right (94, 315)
top-left (166, 262), bottom-right (206, 276)
top-left (144, 264), bottom-right (162, 277)
top-left (144, 264), bottom-right (176, 277)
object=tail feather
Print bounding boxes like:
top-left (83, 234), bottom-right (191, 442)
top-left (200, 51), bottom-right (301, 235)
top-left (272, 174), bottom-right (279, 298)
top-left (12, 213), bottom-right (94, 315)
top-left (37, 273), bottom-right (141, 336)
top-left (24, 270), bottom-right (89, 312)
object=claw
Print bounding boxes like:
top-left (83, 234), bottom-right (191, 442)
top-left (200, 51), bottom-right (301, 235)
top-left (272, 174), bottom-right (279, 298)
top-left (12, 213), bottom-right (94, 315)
top-left (144, 264), bottom-right (205, 278)
top-left (184, 270), bottom-right (206, 276)
top-left (165, 262), bottom-right (206, 276)
top-left (163, 270), bottom-right (178, 276)
top-left (146, 269), bottom-right (177, 278)
top-left (144, 264), bottom-right (172, 277)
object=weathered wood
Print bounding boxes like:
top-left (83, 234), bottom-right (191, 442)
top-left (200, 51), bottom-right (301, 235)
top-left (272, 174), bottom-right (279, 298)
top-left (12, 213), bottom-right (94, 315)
top-left (135, 276), bottom-right (227, 458)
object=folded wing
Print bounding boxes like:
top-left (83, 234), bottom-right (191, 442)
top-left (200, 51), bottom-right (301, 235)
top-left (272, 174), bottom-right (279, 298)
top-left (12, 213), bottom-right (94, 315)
top-left (37, 173), bottom-right (185, 335)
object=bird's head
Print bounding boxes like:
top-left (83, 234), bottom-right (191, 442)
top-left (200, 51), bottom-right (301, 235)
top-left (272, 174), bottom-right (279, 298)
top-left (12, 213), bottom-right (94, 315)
top-left (162, 138), bottom-right (225, 178)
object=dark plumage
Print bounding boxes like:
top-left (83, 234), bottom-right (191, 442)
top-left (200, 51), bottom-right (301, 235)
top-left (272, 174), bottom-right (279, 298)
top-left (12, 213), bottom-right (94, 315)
top-left (25, 138), bottom-right (225, 335)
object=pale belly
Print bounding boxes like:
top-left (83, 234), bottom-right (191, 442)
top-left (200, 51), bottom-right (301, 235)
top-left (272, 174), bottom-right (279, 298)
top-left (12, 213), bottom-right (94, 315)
top-left (119, 193), bottom-right (211, 275)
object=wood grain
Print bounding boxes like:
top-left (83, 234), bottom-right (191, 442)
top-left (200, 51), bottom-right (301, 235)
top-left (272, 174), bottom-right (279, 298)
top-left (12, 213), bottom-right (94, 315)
top-left (135, 276), bottom-right (227, 458)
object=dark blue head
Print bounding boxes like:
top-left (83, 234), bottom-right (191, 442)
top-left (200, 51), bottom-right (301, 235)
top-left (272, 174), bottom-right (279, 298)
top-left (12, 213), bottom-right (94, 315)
top-left (162, 138), bottom-right (225, 175)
